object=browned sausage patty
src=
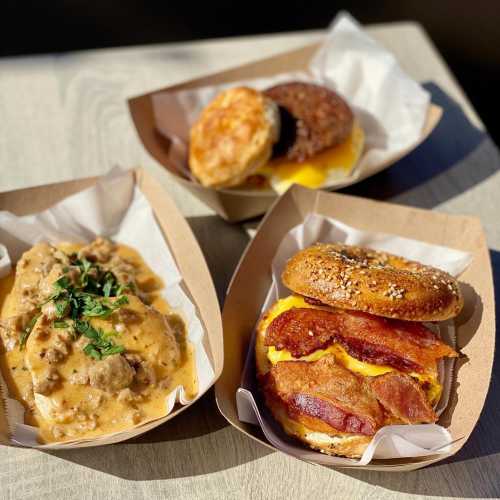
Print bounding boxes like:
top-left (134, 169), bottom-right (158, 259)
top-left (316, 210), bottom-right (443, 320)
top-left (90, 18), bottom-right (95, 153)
top-left (264, 82), bottom-right (354, 161)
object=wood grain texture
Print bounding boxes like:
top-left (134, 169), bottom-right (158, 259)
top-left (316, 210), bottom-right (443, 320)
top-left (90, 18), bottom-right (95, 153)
top-left (0, 22), bottom-right (499, 500)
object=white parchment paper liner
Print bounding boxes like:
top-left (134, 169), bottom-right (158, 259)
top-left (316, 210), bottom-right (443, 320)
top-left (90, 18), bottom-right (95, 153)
top-left (0, 168), bottom-right (215, 448)
top-left (152, 12), bottom-right (431, 193)
top-left (237, 213), bottom-right (472, 466)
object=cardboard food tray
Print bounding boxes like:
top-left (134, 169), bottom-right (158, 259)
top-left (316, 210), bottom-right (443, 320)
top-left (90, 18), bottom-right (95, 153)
top-left (0, 168), bottom-right (223, 448)
top-left (128, 42), bottom-right (442, 222)
top-left (216, 184), bottom-right (495, 471)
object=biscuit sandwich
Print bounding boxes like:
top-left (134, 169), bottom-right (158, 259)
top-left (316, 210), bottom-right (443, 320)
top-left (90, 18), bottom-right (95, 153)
top-left (256, 243), bottom-right (461, 458)
top-left (188, 82), bottom-right (363, 192)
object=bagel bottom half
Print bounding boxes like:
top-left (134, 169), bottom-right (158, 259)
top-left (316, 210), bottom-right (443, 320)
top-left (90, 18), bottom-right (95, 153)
top-left (255, 304), bottom-right (372, 459)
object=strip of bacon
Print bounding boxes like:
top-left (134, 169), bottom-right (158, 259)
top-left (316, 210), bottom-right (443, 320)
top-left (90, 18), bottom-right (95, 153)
top-left (264, 355), bottom-right (437, 437)
top-left (265, 307), bottom-right (457, 373)
top-left (288, 394), bottom-right (376, 435)
top-left (265, 355), bottom-right (384, 436)
top-left (369, 372), bottom-right (437, 424)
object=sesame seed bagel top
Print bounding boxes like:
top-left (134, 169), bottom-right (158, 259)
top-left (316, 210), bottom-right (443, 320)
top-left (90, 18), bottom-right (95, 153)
top-left (282, 243), bottom-right (464, 321)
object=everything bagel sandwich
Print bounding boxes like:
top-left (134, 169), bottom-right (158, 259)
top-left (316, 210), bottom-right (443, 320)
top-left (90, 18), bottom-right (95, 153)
top-left (189, 87), bottom-right (280, 188)
top-left (256, 243), bottom-right (462, 458)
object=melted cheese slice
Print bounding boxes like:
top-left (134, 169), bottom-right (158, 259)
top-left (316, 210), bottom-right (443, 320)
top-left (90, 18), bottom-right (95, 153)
top-left (258, 121), bottom-right (365, 194)
top-left (263, 296), bottom-right (442, 405)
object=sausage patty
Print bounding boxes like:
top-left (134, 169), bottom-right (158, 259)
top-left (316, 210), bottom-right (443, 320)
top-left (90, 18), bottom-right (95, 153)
top-left (264, 82), bottom-right (354, 161)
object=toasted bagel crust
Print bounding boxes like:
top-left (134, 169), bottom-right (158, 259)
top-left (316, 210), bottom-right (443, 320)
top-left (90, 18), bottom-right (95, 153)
top-left (282, 243), bottom-right (463, 321)
top-left (189, 87), bottom-right (279, 188)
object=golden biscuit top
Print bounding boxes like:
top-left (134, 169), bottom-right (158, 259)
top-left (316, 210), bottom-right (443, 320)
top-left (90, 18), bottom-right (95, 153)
top-left (189, 87), bottom-right (278, 188)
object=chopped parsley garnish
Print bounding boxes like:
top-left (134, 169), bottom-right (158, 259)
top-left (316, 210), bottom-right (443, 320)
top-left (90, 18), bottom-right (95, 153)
top-left (71, 257), bottom-right (133, 297)
top-left (54, 297), bottom-right (69, 318)
top-left (46, 278), bottom-right (129, 322)
top-left (74, 292), bottom-right (129, 319)
top-left (75, 320), bottom-right (125, 360)
top-left (19, 312), bottom-right (41, 349)
top-left (53, 320), bottom-right (70, 329)
top-left (53, 275), bottom-right (71, 291)
top-left (102, 277), bottom-right (113, 298)
top-left (28, 250), bottom-right (130, 359)
top-left (47, 256), bottom-right (130, 317)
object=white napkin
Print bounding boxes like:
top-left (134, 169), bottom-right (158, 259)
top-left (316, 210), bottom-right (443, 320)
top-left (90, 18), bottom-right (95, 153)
top-left (237, 213), bottom-right (472, 466)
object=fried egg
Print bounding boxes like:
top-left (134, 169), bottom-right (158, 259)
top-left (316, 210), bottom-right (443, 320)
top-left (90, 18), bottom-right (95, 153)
top-left (257, 121), bottom-right (365, 194)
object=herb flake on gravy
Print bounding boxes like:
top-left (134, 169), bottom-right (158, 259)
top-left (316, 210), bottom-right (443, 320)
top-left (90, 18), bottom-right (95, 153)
top-left (0, 238), bottom-right (197, 443)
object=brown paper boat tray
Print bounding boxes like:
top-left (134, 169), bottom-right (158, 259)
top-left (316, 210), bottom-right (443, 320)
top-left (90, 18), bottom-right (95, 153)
top-left (216, 184), bottom-right (495, 471)
top-left (0, 169), bottom-right (223, 448)
top-left (128, 42), bottom-right (442, 222)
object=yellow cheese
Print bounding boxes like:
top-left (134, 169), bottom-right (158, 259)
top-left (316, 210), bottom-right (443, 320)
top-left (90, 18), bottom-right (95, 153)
top-left (268, 344), bottom-right (393, 377)
top-left (260, 294), bottom-right (316, 332)
top-left (264, 295), bottom-right (442, 405)
top-left (258, 121), bottom-right (365, 193)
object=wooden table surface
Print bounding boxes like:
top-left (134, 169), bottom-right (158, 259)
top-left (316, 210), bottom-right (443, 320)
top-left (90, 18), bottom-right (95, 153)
top-left (1, 22), bottom-right (499, 500)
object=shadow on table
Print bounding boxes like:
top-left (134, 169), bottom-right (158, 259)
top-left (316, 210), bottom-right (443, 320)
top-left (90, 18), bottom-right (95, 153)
top-left (47, 386), bottom-right (273, 479)
top-left (187, 215), bottom-right (251, 306)
top-left (341, 82), bottom-right (499, 208)
top-left (338, 249), bottom-right (500, 498)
